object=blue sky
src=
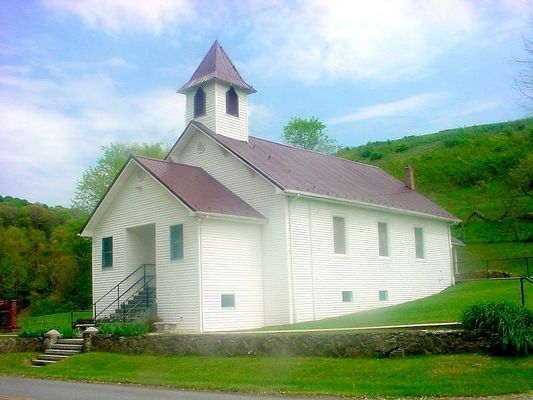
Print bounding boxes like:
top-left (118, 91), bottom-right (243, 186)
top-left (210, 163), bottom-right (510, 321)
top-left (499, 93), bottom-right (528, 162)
top-left (0, 0), bottom-right (530, 206)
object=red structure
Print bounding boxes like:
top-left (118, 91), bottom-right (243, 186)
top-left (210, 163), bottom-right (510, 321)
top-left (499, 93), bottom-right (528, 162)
top-left (0, 299), bottom-right (19, 332)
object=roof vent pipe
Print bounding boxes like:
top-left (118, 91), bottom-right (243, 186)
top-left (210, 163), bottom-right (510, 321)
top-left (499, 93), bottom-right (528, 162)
top-left (405, 165), bottom-right (415, 190)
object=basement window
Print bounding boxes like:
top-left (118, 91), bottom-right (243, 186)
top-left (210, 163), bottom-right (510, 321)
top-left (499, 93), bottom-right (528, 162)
top-left (379, 290), bottom-right (389, 301)
top-left (170, 224), bottom-right (184, 260)
top-left (221, 294), bottom-right (235, 308)
top-left (378, 222), bottom-right (389, 257)
top-left (333, 216), bottom-right (346, 254)
top-left (415, 227), bottom-right (424, 259)
top-left (342, 291), bottom-right (353, 303)
top-left (102, 237), bottom-right (113, 268)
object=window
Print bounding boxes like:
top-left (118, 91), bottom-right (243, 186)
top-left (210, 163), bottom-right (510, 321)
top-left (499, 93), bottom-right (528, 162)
top-left (378, 222), bottom-right (389, 257)
top-left (342, 291), bottom-right (353, 303)
top-left (415, 227), bottom-right (424, 259)
top-left (170, 225), bottom-right (184, 260)
top-left (194, 87), bottom-right (206, 117)
top-left (221, 294), bottom-right (235, 308)
top-left (102, 237), bottom-right (113, 268)
top-left (226, 87), bottom-right (239, 117)
top-left (379, 290), bottom-right (389, 301)
top-left (333, 216), bottom-right (346, 254)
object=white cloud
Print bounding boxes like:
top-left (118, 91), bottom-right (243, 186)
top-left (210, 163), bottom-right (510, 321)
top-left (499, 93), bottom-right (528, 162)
top-left (0, 68), bottom-right (185, 206)
top-left (240, 0), bottom-right (529, 84)
top-left (104, 57), bottom-right (135, 68)
top-left (327, 92), bottom-right (448, 125)
top-left (42, 0), bottom-right (194, 34)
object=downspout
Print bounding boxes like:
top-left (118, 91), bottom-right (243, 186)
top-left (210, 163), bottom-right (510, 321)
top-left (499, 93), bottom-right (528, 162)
top-left (447, 224), bottom-right (455, 286)
top-left (308, 199), bottom-right (316, 321)
top-left (287, 196), bottom-right (297, 324)
top-left (197, 217), bottom-right (204, 333)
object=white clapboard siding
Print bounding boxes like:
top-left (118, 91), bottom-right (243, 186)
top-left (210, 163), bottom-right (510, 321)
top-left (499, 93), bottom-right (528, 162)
top-left (288, 197), bottom-right (454, 321)
top-left (92, 163), bottom-right (200, 331)
top-left (173, 132), bottom-right (291, 326)
top-left (200, 219), bottom-right (263, 331)
top-left (213, 82), bottom-right (249, 141)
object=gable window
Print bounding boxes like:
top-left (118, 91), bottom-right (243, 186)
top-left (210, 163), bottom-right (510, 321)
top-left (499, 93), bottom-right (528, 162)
top-left (102, 237), bottom-right (113, 268)
top-left (221, 294), bottom-right (235, 308)
top-left (170, 224), bottom-right (184, 260)
top-left (226, 87), bottom-right (239, 117)
top-left (333, 216), bottom-right (346, 254)
top-left (415, 227), bottom-right (424, 259)
top-left (194, 87), bottom-right (206, 118)
top-left (342, 291), bottom-right (353, 303)
top-left (378, 222), bottom-right (389, 257)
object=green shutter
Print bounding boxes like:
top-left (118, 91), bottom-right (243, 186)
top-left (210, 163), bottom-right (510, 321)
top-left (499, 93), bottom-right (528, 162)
top-left (102, 237), bottom-right (113, 268)
top-left (415, 227), bottom-right (424, 259)
top-left (170, 225), bottom-right (184, 260)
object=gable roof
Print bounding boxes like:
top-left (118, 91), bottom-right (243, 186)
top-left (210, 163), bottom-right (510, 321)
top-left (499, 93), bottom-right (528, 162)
top-left (186, 121), bottom-right (458, 221)
top-left (177, 40), bottom-right (256, 94)
top-left (134, 155), bottom-right (264, 220)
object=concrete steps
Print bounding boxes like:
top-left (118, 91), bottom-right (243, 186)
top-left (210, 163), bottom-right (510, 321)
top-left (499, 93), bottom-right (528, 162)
top-left (32, 338), bottom-right (83, 367)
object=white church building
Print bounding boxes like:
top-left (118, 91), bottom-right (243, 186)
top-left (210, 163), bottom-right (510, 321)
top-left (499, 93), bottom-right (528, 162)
top-left (81, 41), bottom-right (459, 332)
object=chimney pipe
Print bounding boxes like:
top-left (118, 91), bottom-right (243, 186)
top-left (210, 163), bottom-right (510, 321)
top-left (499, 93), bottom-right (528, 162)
top-left (405, 165), bottom-right (415, 190)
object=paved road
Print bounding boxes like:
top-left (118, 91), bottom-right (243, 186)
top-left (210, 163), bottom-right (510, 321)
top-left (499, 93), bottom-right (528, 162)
top-left (0, 376), bottom-right (335, 400)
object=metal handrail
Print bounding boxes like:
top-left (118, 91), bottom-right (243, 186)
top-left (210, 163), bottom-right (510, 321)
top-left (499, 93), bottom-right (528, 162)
top-left (117, 280), bottom-right (156, 322)
top-left (93, 264), bottom-right (155, 321)
top-left (520, 277), bottom-right (533, 306)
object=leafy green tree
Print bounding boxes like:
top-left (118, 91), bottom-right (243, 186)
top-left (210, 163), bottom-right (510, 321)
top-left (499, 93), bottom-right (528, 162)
top-left (282, 117), bottom-right (338, 154)
top-left (510, 154), bottom-right (533, 198)
top-left (72, 142), bottom-right (168, 212)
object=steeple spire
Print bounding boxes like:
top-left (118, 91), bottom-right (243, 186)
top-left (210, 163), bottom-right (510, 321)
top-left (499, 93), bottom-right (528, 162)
top-left (178, 40), bottom-right (255, 94)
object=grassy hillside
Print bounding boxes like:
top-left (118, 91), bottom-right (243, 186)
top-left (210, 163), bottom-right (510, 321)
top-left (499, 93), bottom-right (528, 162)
top-left (338, 119), bottom-right (533, 275)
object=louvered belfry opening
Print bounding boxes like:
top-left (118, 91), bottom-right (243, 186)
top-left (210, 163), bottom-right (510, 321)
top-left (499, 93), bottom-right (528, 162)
top-left (194, 87), bottom-right (206, 118)
top-left (226, 87), bottom-right (239, 117)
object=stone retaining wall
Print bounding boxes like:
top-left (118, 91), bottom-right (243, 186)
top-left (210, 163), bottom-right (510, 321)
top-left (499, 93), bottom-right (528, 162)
top-left (0, 337), bottom-right (45, 353)
top-left (91, 330), bottom-right (497, 358)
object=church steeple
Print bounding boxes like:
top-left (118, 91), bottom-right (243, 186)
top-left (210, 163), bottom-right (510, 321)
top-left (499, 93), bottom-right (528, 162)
top-left (178, 41), bottom-right (255, 142)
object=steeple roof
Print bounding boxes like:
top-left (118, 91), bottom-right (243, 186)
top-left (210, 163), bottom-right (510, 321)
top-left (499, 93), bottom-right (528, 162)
top-left (178, 40), bottom-right (256, 94)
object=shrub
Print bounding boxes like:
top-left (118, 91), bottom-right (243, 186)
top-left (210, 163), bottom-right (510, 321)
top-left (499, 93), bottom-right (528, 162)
top-left (394, 144), bottom-right (408, 152)
top-left (360, 149), bottom-right (372, 158)
top-left (370, 152), bottom-right (383, 161)
top-left (461, 301), bottom-right (533, 356)
top-left (98, 322), bottom-right (150, 337)
top-left (18, 325), bottom-right (75, 338)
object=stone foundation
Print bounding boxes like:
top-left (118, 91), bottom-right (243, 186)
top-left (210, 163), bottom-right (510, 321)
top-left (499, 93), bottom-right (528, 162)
top-left (0, 337), bottom-right (45, 353)
top-left (90, 330), bottom-right (497, 358)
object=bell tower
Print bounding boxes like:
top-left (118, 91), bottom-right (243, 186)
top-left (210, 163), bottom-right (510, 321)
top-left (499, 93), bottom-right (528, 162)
top-left (177, 41), bottom-right (256, 142)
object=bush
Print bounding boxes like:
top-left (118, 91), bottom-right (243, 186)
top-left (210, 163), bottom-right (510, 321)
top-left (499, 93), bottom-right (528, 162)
top-left (370, 152), bottom-right (383, 161)
top-left (98, 322), bottom-right (150, 337)
top-left (461, 301), bottom-right (533, 356)
top-left (18, 325), bottom-right (75, 338)
top-left (360, 149), bottom-right (372, 158)
top-left (395, 144), bottom-right (409, 152)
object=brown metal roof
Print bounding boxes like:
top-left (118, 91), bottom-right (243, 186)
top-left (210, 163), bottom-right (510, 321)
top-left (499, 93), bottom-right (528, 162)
top-left (134, 155), bottom-right (264, 220)
top-left (177, 40), bottom-right (256, 94)
top-left (191, 121), bottom-right (458, 221)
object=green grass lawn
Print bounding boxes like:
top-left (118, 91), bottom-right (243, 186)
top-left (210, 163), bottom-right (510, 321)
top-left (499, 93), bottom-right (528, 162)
top-left (18, 310), bottom-right (91, 332)
top-left (260, 280), bottom-right (533, 331)
top-left (0, 352), bottom-right (531, 398)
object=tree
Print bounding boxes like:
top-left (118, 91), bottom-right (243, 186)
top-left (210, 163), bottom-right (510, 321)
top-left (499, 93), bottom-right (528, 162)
top-left (282, 117), bottom-right (338, 154)
top-left (510, 154), bottom-right (533, 198)
top-left (516, 34), bottom-right (533, 111)
top-left (72, 142), bottom-right (168, 212)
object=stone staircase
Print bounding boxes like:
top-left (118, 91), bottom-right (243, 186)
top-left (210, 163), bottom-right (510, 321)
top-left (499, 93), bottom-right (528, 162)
top-left (106, 286), bottom-right (156, 323)
top-left (32, 338), bottom-right (83, 367)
